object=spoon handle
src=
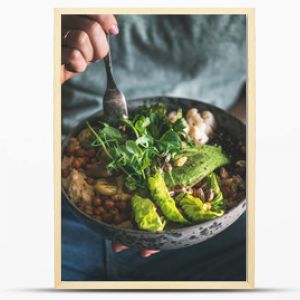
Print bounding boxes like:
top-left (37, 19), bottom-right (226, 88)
top-left (104, 34), bottom-right (117, 89)
top-left (102, 34), bottom-right (128, 121)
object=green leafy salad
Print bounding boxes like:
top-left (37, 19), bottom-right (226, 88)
top-left (80, 103), bottom-right (230, 232)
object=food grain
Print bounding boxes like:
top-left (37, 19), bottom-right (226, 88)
top-left (92, 196), bottom-right (102, 206)
top-left (104, 200), bottom-right (115, 210)
top-left (62, 104), bottom-right (246, 229)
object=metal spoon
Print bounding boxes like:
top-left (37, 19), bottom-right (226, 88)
top-left (103, 34), bottom-right (128, 122)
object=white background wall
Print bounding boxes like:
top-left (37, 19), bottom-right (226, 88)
top-left (1, 0), bottom-right (300, 299)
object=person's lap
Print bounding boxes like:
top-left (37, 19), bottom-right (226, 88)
top-left (62, 200), bottom-right (246, 281)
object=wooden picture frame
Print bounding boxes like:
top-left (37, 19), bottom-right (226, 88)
top-left (54, 7), bottom-right (255, 289)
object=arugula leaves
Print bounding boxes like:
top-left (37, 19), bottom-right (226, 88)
top-left (87, 119), bottom-right (158, 191)
top-left (87, 103), bottom-right (204, 191)
top-left (156, 129), bottom-right (182, 155)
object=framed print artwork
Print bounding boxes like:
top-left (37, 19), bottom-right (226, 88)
top-left (54, 7), bottom-right (255, 289)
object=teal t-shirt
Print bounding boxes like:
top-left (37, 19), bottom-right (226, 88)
top-left (62, 15), bottom-right (246, 134)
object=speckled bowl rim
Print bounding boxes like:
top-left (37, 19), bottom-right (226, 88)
top-left (62, 96), bottom-right (246, 236)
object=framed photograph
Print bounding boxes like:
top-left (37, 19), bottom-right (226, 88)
top-left (54, 7), bottom-right (255, 289)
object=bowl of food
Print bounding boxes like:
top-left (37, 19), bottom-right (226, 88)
top-left (61, 96), bottom-right (246, 250)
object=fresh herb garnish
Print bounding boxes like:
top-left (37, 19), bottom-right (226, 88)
top-left (87, 103), bottom-right (193, 191)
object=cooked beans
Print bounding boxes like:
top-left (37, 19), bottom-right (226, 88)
top-left (90, 158), bottom-right (97, 164)
top-left (63, 128), bottom-right (246, 228)
top-left (92, 195), bottom-right (102, 206)
top-left (117, 201), bottom-right (128, 212)
top-left (72, 158), bottom-right (82, 169)
top-left (110, 208), bottom-right (119, 216)
top-left (93, 206), bottom-right (104, 216)
top-left (86, 177), bottom-right (94, 185)
top-left (75, 148), bottom-right (87, 157)
top-left (87, 148), bottom-right (96, 158)
top-left (104, 199), bottom-right (115, 210)
top-left (65, 145), bottom-right (77, 156)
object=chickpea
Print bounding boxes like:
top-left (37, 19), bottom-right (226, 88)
top-left (92, 195), bottom-right (102, 206)
top-left (72, 157), bottom-right (87, 169)
top-left (79, 157), bottom-right (88, 169)
top-left (65, 145), bottom-right (76, 156)
top-left (93, 206), bottom-right (105, 216)
top-left (110, 208), bottom-right (120, 216)
top-left (221, 186), bottom-right (231, 198)
top-left (90, 158), bottom-right (98, 164)
top-left (75, 148), bottom-right (87, 157)
top-left (118, 201), bottom-right (128, 212)
top-left (104, 199), bottom-right (115, 210)
top-left (85, 177), bottom-right (94, 186)
top-left (72, 158), bottom-right (82, 169)
top-left (94, 179), bottom-right (118, 196)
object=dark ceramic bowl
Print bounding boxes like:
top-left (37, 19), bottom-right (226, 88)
top-left (62, 96), bottom-right (246, 250)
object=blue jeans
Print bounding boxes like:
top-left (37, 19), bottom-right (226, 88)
top-left (62, 200), bottom-right (246, 281)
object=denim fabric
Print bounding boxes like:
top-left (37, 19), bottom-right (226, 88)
top-left (62, 200), bottom-right (246, 281)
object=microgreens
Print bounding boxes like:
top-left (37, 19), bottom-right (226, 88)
top-left (87, 103), bottom-right (190, 191)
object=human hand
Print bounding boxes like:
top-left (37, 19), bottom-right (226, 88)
top-left (61, 14), bottom-right (119, 84)
top-left (112, 244), bottom-right (160, 258)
